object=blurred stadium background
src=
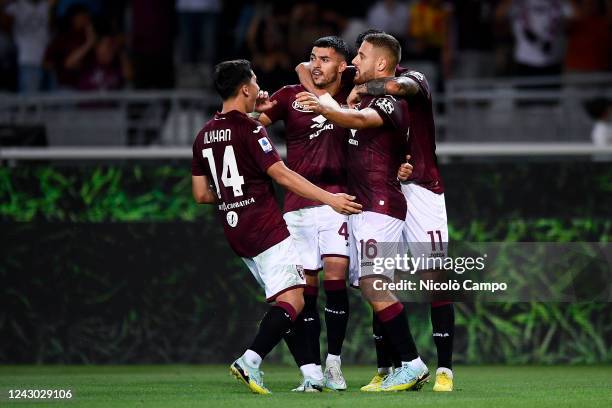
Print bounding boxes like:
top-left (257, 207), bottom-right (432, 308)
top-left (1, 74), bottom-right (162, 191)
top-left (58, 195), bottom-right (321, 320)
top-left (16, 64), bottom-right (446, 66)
top-left (1, 0), bottom-right (611, 369)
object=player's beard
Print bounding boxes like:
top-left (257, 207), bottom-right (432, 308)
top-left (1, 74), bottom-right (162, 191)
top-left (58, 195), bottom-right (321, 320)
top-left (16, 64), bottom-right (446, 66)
top-left (353, 66), bottom-right (374, 85)
top-left (313, 71), bottom-right (338, 90)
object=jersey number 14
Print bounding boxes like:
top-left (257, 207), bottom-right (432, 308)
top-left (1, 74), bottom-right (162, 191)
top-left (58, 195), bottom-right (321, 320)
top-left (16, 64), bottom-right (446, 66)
top-left (202, 146), bottom-right (245, 198)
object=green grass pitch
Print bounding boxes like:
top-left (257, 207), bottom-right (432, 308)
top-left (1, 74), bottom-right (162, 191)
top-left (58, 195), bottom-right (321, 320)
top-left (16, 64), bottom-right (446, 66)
top-left (1, 365), bottom-right (611, 407)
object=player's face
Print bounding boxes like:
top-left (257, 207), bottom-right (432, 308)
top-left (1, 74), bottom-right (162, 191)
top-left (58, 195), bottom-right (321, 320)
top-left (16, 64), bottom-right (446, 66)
top-left (309, 47), bottom-right (345, 88)
top-left (352, 41), bottom-right (376, 85)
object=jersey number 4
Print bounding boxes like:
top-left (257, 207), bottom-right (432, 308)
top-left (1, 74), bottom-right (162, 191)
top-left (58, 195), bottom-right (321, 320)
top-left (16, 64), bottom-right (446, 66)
top-left (202, 146), bottom-right (245, 198)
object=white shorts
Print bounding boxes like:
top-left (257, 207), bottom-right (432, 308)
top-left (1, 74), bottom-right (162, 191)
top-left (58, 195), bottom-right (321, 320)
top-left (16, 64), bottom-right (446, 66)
top-left (348, 211), bottom-right (405, 287)
top-left (241, 236), bottom-right (306, 302)
top-left (283, 205), bottom-right (350, 273)
top-left (401, 183), bottom-right (449, 271)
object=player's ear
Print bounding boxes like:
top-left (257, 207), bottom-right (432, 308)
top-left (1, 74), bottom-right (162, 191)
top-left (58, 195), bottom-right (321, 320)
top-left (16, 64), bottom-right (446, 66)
top-left (376, 56), bottom-right (386, 73)
top-left (338, 60), bottom-right (347, 73)
top-left (240, 84), bottom-right (249, 98)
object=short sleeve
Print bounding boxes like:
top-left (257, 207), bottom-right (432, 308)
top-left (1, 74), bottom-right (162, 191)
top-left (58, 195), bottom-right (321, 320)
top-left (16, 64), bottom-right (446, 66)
top-left (400, 70), bottom-right (431, 101)
top-left (368, 96), bottom-right (406, 131)
top-left (264, 86), bottom-right (291, 123)
top-left (244, 124), bottom-right (282, 173)
top-left (191, 137), bottom-right (207, 176)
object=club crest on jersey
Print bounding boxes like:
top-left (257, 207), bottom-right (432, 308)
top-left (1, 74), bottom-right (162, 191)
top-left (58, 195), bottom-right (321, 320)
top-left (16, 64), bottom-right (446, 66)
top-left (258, 136), bottom-right (273, 153)
top-left (226, 211), bottom-right (238, 227)
top-left (292, 99), bottom-right (313, 113)
top-left (375, 98), bottom-right (395, 115)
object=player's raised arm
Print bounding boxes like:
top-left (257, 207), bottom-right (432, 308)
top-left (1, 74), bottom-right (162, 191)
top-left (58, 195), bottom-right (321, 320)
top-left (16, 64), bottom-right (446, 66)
top-left (267, 161), bottom-right (362, 215)
top-left (295, 91), bottom-right (384, 129)
top-left (191, 175), bottom-right (217, 204)
top-left (295, 62), bottom-right (321, 95)
top-left (353, 75), bottom-right (421, 99)
top-left (249, 90), bottom-right (276, 126)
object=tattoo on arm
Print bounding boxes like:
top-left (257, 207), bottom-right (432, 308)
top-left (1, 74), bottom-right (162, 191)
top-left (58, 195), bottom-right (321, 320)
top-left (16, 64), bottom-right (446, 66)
top-left (363, 77), bottom-right (420, 97)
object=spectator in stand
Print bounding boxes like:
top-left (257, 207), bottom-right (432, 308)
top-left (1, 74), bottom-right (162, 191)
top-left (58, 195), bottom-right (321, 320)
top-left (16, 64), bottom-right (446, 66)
top-left (366, 0), bottom-right (409, 41)
top-left (130, 0), bottom-right (175, 89)
top-left (246, 8), bottom-right (293, 92)
top-left (44, 4), bottom-right (96, 90)
top-left (288, 0), bottom-right (342, 64)
top-left (453, 0), bottom-right (498, 79)
top-left (495, 0), bottom-right (572, 77)
top-left (77, 31), bottom-right (129, 91)
top-left (406, 0), bottom-right (453, 87)
top-left (564, 0), bottom-right (611, 73)
top-left (1, 0), bottom-right (53, 93)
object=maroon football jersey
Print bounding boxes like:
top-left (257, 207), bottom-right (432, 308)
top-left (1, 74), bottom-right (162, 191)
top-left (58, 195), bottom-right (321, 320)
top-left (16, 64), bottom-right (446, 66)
top-left (342, 66), bottom-right (444, 194)
top-left (396, 68), bottom-right (444, 194)
top-left (264, 83), bottom-right (352, 213)
top-left (191, 110), bottom-right (290, 258)
top-left (348, 95), bottom-right (410, 221)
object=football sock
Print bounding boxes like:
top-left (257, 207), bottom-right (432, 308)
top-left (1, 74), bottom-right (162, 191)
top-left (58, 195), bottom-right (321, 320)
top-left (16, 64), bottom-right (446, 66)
top-left (326, 353), bottom-right (341, 366)
top-left (401, 356), bottom-right (427, 372)
top-left (249, 302), bottom-right (296, 361)
top-left (376, 302), bottom-right (419, 363)
top-left (431, 302), bottom-right (454, 369)
top-left (303, 285), bottom-right (322, 366)
top-left (372, 310), bottom-right (393, 370)
top-left (324, 279), bottom-right (349, 357)
top-left (284, 310), bottom-right (318, 367)
top-left (242, 349), bottom-right (262, 368)
top-left (300, 363), bottom-right (324, 381)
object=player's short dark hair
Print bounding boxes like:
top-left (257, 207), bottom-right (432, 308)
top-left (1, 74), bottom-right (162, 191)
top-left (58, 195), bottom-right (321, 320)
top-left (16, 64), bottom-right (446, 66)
top-left (312, 36), bottom-right (350, 61)
top-left (356, 29), bottom-right (384, 48)
top-left (213, 59), bottom-right (254, 100)
top-left (363, 33), bottom-right (401, 68)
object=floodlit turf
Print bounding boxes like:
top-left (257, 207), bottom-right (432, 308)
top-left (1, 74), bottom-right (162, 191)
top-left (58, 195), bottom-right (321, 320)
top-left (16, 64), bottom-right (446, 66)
top-left (1, 365), bottom-right (611, 407)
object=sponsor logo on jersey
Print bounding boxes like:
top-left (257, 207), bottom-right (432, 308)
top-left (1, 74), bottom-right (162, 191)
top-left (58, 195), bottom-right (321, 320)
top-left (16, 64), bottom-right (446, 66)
top-left (226, 210), bottom-right (238, 227)
top-left (258, 136), bottom-right (273, 153)
top-left (296, 265), bottom-right (305, 280)
top-left (308, 115), bottom-right (334, 139)
top-left (375, 98), bottom-right (395, 115)
top-left (218, 197), bottom-right (255, 211)
top-left (292, 99), bottom-right (313, 113)
top-left (348, 129), bottom-right (358, 146)
top-left (252, 125), bottom-right (264, 133)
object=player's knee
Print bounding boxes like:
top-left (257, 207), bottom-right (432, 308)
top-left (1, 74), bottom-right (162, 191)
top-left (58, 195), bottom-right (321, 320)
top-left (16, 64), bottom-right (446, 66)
top-left (305, 273), bottom-right (319, 287)
top-left (292, 296), bottom-right (305, 314)
top-left (323, 257), bottom-right (348, 280)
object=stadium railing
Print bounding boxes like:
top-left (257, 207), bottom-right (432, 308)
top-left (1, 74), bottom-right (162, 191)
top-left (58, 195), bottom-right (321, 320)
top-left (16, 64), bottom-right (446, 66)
top-left (0, 73), bottom-right (610, 161)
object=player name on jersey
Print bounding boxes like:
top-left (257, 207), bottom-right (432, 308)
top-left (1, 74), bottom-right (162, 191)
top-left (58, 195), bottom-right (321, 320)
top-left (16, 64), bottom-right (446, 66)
top-left (203, 129), bottom-right (232, 144)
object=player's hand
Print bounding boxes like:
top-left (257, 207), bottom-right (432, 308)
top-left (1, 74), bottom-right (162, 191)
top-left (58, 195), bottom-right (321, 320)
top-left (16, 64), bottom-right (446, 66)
top-left (347, 86), bottom-right (362, 109)
top-left (255, 90), bottom-right (277, 112)
top-left (295, 91), bottom-right (329, 114)
top-left (397, 155), bottom-right (413, 181)
top-left (327, 193), bottom-right (362, 215)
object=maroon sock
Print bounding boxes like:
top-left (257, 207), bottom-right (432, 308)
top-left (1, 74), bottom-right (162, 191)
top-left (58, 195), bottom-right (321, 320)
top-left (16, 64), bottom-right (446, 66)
top-left (324, 279), bottom-right (349, 356)
top-left (431, 302), bottom-right (454, 369)
top-left (376, 302), bottom-right (418, 362)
